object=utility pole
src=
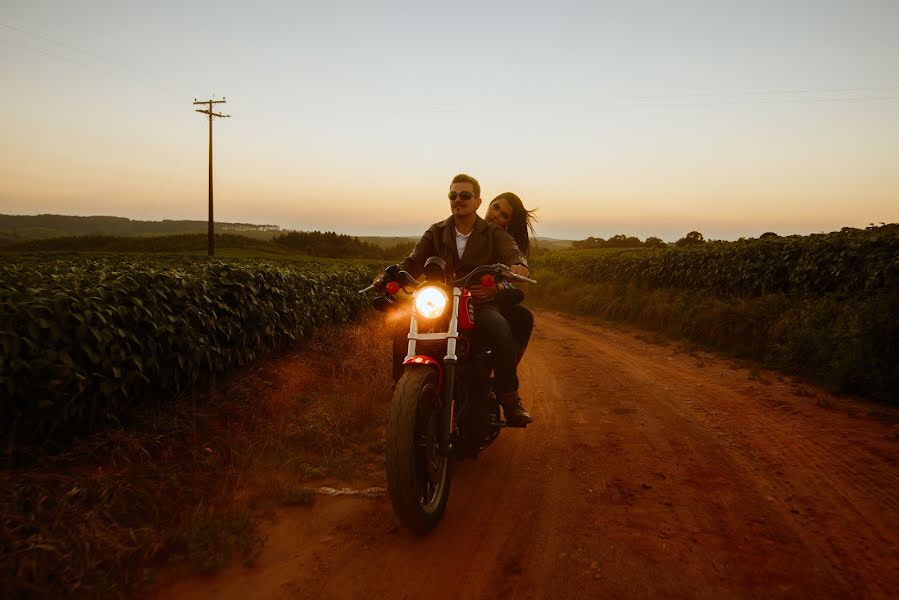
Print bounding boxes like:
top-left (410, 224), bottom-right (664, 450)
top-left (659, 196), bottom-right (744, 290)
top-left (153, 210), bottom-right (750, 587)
top-left (193, 97), bottom-right (230, 257)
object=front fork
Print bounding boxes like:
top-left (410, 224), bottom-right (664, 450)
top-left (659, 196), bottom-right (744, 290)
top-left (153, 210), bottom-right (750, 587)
top-left (440, 362), bottom-right (456, 456)
top-left (439, 288), bottom-right (461, 457)
top-left (406, 287), bottom-right (462, 457)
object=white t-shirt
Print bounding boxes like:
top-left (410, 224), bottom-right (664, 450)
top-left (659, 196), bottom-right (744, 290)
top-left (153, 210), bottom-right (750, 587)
top-left (455, 227), bottom-right (472, 259)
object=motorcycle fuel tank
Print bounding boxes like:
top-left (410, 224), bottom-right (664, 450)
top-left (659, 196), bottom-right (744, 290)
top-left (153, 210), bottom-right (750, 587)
top-left (458, 290), bottom-right (475, 331)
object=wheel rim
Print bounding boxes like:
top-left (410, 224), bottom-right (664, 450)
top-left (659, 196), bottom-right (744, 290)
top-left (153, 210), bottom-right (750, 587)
top-left (415, 382), bottom-right (448, 513)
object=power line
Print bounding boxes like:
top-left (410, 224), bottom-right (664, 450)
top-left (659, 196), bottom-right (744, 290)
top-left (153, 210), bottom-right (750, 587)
top-left (4, 20), bottom-right (899, 109)
top-left (1, 22), bottom-right (128, 66)
top-left (0, 21), bottom-right (191, 91)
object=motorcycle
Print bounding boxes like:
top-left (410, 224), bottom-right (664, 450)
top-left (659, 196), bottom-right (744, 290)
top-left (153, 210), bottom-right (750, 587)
top-left (359, 257), bottom-right (536, 535)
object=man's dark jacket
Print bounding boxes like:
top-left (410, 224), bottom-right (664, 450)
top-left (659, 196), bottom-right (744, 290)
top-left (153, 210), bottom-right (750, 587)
top-left (400, 215), bottom-right (528, 279)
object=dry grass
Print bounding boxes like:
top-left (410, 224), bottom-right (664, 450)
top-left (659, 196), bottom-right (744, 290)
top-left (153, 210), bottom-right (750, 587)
top-left (0, 311), bottom-right (395, 597)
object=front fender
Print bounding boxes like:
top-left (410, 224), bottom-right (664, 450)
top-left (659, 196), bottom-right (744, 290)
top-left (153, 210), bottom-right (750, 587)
top-left (402, 355), bottom-right (444, 391)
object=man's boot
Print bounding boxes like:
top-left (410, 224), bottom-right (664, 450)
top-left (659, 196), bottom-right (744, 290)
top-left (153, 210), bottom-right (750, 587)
top-left (499, 391), bottom-right (533, 427)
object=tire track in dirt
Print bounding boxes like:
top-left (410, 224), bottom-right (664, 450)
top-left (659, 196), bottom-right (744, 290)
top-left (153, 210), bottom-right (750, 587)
top-left (154, 311), bottom-right (899, 599)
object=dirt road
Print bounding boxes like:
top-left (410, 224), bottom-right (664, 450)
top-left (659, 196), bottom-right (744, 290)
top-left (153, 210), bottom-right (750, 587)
top-left (158, 311), bottom-right (899, 599)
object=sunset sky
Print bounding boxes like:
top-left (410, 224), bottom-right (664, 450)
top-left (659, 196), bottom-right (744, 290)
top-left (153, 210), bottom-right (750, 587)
top-left (1, 1), bottom-right (897, 241)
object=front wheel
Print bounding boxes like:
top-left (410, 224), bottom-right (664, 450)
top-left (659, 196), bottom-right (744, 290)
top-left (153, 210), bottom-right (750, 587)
top-left (386, 365), bottom-right (452, 535)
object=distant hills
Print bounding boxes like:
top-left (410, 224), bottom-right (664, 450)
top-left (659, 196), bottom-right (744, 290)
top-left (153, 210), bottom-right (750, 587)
top-left (0, 214), bottom-right (280, 243)
top-left (0, 214), bottom-right (575, 249)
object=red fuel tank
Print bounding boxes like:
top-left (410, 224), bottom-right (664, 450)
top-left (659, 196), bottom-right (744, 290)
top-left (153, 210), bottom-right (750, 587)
top-left (458, 290), bottom-right (475, 330)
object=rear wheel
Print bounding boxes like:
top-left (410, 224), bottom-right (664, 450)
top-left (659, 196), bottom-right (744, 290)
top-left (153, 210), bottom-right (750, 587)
top-left (385, 365), bottom-right (452, 535)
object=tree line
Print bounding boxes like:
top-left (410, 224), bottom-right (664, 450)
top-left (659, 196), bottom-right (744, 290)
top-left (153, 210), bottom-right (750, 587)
top-left (570, 231), bottom-right (707, 249)
top-left (0, 214), bottom-right (281, 238)
top-left (273, 231), bottom-right (415, 260)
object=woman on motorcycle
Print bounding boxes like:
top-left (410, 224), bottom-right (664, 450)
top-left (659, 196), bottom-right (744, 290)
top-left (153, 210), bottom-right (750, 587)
top-left (484, 192), bottom-right (536, 362)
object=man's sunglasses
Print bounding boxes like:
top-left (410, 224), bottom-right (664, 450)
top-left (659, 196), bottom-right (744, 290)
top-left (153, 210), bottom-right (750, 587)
top-left (448, 191), bottom-right (475, 201)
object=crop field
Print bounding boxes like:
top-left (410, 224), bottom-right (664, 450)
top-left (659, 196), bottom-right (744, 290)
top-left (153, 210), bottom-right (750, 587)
top-left (538, 224), bottom-right (899, 297)
top-left (0, 255), bottom-right (375, 447)
top-left (3, 224), bottom-right (897, 451)
top-left (531, 224), bottom-right (899, 402)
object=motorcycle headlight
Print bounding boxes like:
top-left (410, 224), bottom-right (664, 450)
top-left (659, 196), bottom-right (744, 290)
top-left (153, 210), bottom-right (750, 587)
top-left (413, 286), bottom-right (449, 319)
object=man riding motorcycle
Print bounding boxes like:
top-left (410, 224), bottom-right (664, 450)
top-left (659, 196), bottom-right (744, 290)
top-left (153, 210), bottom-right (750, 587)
top-left (382, 173), bottom-right (533, 426)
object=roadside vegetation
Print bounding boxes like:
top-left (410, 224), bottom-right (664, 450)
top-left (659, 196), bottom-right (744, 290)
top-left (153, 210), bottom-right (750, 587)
top-left (1, 244), bottom-right (397, 596)
top-left (530, 224), bottom-right (899, 403)
top-left (0, 312), bottom-right (394, 597)
top-left (1, 256), bottom-right (374, 452)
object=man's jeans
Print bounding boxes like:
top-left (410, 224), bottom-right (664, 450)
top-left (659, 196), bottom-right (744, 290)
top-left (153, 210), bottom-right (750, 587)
top-left (471, 306), bottom-right (519, 394)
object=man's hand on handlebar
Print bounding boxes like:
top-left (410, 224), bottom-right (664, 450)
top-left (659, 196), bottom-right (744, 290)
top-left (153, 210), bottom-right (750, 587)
top-left (510, 264), bottom-right (530, 277)
top-left (469, 284), bottom-right (498, 301)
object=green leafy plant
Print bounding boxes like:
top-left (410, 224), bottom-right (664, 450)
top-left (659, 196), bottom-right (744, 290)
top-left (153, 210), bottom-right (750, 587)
top-left (530, 224), bottom-right (899, 402)
top-left (0, 256), bottom-right (375, 448)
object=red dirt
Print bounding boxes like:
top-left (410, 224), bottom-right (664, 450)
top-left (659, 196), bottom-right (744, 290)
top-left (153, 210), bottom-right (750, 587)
top-left (153, 310), bottom-right (899, 599)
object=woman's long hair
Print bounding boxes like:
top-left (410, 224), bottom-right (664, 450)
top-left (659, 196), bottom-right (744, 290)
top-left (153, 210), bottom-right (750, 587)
top-left (490, 192), bottom-right (538, 257)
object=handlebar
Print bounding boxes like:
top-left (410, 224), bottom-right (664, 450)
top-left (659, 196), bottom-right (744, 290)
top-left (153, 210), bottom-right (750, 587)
top-left (359, 263), bottom-right (535, 294)
top-left (357, 268), bottom-right (420, 294)
top-left (452, 263), bottom-right (536, 287)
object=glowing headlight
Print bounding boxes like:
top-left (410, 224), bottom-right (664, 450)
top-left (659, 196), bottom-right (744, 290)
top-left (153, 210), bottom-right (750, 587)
top-left (413, 286), bottom-right (449, 319)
